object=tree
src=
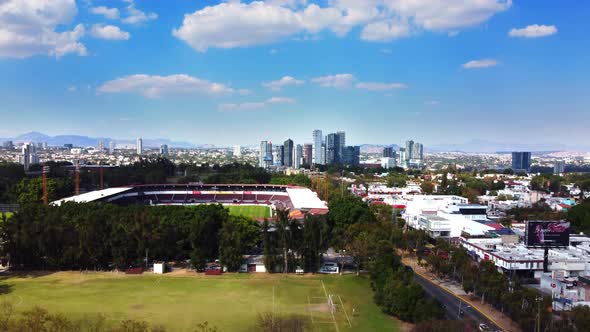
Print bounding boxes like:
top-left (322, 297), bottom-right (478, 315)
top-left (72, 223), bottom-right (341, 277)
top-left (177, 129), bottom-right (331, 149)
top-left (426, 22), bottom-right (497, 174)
top-left (421, 182), bottom-right (434, 194)
top-left (218, 219), bottom-right (243, 272)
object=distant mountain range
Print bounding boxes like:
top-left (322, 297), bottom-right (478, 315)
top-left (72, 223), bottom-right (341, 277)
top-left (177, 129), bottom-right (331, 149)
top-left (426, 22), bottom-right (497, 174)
top-left (428, 139), bottom-right (590, 153)
top-left (1, 132), bottom-right (198, 149)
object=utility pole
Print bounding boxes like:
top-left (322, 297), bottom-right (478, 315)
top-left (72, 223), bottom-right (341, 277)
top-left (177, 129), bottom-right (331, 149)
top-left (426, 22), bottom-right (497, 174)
top-left (42, 166), bottom-right (50, 206)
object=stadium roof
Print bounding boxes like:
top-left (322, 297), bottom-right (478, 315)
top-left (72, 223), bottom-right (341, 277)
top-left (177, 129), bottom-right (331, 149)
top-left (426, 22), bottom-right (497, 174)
top-left (52, 187), bottom-right (133, 206)
top-left (286, 188), bottom-right (328, 210)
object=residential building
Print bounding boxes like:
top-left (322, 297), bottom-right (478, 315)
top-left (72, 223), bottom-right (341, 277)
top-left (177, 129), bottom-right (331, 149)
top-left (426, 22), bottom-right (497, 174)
top-left (294, 144), bottom-right (303, 168)
top-left (383, 147), bottom-right (394, 158)
top-left (325, 133), bottom-right (340, 164)
top-left (160, 144), bottom-right (169, 156)
top-left (283, 139), bottom-right (294, 167)
top-left (512, 151), bottom-right (532, 172)
top-left (108, 141), bottom-right (115, 154)
top-left (342, 146), bottom-right (360, 166)
top-left (233, 145), bottom-right (242, 157)
top-left (136, 138), bottom-right (143, 155)
top-left (19, 142), bottom-right (39, 171)
top-left (337, 131), bottom-right (346, 156)
top-left (554, 160), bottom-right (566, 174)
top-left (381, 157), bottom-right (397, 169)
top-left (405, 140), bottom-right (414, 160)
top-left (2, 141), bottom-right (13, 149)
top-left (312, 130), bottom-right (323, 165)
top-left (303, 144), bottom-right (313, 166)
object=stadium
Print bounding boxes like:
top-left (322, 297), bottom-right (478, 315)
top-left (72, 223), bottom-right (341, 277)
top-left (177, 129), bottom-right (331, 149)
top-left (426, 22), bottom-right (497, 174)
top-left (53, 184), bottom-right (329, 218)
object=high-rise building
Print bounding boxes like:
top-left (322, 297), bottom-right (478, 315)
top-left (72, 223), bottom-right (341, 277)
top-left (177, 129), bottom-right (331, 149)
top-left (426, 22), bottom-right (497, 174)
top-left (108, 141), bottom-right (115, 154)
top-left (399, 148), bottom-right (406, 165)
top-left (303, 144), bottom-right (313, 166)
top-left (312, 130), bottom-right (323, 165)
top-left (383, 147), bottom-right (394, 158)
top-left (259, 141), bottom-right (267, 167)
top-left (233, 145), bottom-right (241, 157)
top-left (294, 144), bottom-right (303, 168)
top-left (136, 138), bottom-right (143, 155)
top-left (265, 142), bottom-right (273, 167)
top-left (511, 152), bottom-right (532, 172)
top-left (3, 141), bottom-right (14, 149)
top-left (97, 140), bottom-right (104, 152)
top-left (160, 144), bottom-right (169, 156)
top-left (19, 142), bottom-right (39, 171)
top-left (554, 160), bottom-right (566, 175)
top-left (42, 142), bottom-right (48, 150)
top-left (405, 140), bottom-right (414, 160)
top-left (325, 133), bottom-right (341, 164)
top-left (381, 158), bottom-right (397, 169)
top-left (414, 143), bottom-right (424, 160)
top-left (337, 131), bottom-right (346, 156)
top-left (283, 139), bottom-right (294, 167)
top-left (64, 144), bottom-right (73, 149)
top-left (342, 146), bottom-right (360, 166)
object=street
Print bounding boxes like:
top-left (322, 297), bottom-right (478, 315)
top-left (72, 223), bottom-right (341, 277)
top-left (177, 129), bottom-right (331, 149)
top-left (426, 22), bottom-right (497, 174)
top-left (413, 272), bottom-right (502, 331)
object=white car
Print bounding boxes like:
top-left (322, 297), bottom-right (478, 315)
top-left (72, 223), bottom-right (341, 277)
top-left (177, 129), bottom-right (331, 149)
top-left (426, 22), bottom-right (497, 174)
top-left (478, 324), bottom-right (490, 331)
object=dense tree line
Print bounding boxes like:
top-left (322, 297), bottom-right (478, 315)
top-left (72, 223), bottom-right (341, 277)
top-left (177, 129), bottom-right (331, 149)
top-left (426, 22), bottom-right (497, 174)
top-left (0, 203), bottom-right (259, 271)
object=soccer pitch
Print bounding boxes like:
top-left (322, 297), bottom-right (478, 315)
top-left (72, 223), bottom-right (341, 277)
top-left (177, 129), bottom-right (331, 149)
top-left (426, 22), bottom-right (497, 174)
top-left (227, 205), bottom-right (271, 219)
top-left (0, 272), bottom-right (400, 331)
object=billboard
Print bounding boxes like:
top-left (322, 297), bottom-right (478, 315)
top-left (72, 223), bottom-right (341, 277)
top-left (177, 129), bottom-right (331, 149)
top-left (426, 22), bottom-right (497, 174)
top-left (525, 221), bottom-right (570, 247)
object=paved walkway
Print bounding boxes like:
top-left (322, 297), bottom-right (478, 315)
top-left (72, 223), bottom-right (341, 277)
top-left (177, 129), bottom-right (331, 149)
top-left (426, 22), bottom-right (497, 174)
top-left (401, 254), bottom-right (522, 332)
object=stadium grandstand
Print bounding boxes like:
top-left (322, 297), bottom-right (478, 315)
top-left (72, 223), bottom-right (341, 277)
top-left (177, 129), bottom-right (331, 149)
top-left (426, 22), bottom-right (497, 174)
top-left (52, 184), bottom-right (328, 218)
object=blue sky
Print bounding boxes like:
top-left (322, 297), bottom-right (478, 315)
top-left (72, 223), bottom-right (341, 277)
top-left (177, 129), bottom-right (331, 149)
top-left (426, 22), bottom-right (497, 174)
top-left (0, 0), bottom-right (589, 147)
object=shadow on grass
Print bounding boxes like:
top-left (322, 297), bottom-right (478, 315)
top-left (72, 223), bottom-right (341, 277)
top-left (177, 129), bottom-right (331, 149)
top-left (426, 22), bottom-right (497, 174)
top-left (0, 283), bottom-right (13, 295)
top-left (0, 270), bottom-right (57, 281)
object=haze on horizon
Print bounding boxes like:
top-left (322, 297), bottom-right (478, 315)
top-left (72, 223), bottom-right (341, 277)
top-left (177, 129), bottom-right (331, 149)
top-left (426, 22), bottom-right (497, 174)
top-left (1, 0), bottom-right (588, 148)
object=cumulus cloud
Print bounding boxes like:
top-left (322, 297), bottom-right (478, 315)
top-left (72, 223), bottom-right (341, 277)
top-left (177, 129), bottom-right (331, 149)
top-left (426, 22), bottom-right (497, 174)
top-left (173, 0), bottom-right (511, 51)
top-left (90, 6), bottom-right (120, 20)
top-left (97, 74), bottom-right (236, 98)
top-left (355, 82), bottom-right (406, 91)
top-left (91, 25), bottom-right (130, 40)
top-left (462, 59), bottom-right (498, 69)
top-left (311, 74), bottom-right (355, 88)
top-left (0, 0), bottom-right (87, 58)
top-left (122, 0), bottom-right (157, 25)
top-left (509, 24), bottom-right (557, 38)
top-left (262, 76), bottom-right (305, 91)
top-left (219, 96), bottom-right (295, 112)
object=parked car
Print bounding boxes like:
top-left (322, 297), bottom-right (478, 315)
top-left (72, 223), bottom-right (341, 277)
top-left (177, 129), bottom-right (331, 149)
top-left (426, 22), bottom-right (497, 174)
top-left (478, 324), bottom-right (490, 331)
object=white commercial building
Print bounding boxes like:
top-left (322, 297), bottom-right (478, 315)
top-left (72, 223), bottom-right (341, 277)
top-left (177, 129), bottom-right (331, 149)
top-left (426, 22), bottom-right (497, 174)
top-left (312, 129), bottom-right (323, 165)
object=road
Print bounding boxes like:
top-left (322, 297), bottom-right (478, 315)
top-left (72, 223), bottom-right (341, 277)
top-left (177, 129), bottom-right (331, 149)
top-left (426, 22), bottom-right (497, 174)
top-left (413, 272), bottom-right (502, 331)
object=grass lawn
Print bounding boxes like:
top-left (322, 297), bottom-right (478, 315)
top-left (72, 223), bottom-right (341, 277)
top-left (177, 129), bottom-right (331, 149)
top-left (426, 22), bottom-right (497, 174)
top-left (0, 272), bottom-right (400, 332)
top-left (227, 205), bottom-right (271, 219)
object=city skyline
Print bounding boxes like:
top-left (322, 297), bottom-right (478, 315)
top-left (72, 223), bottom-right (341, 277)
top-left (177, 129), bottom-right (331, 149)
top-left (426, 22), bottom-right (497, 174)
top-left (1, 1), bottom-right (589, 148)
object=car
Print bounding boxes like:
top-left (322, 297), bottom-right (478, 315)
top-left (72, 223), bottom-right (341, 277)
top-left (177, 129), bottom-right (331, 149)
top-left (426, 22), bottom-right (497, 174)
top-left (478, 324), bottom-right (490, 331)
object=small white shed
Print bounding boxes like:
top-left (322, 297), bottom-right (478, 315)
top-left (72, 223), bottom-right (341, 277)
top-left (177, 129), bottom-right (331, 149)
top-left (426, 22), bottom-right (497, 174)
top-left (153, 263), bottom-right (165, 274)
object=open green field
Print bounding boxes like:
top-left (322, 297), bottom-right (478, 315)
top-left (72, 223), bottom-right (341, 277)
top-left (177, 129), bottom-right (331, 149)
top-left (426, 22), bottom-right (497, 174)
top-left (0, 272), bottom-right (399, 331)
top-left (227, 205), bottom-right (271, 219)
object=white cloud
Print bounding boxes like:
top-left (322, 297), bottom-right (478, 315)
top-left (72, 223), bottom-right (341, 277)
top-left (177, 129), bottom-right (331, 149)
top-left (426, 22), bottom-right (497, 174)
top-left (67, 85), bottom-right (77, 92)
top-left (219, 96), bottom-right (295, 112)
top-left (360, 18), bottom-right (411, 42)
top-left (311, 74), bottom-right (355, 88)
top-left (122, 1), bottom-right (157, 25)
top-left (425, 100), bottom-right (440, 105)
top-left (90, 6), bottom-right (120, 20)
top-left (509, 24), bottom-right (557, 38)
top-left (355, 82), bottom-right (406, 91)
top-left (462, 59), bottom-right (498, 69)
top-left (0, 0), bottom-right (87, 58)
top-left (263, 76), bottom-right (305, 91)
top-left (173, 0), bottom-right (511, 51)
top-left (97, 74), bottom-right (235, 98)
top-left (91, 25), bottom-right (130, 40)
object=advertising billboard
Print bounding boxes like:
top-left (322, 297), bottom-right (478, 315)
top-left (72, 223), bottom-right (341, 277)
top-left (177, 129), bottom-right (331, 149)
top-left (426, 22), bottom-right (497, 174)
top-left (525, 221), bottom-right (570, 248)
